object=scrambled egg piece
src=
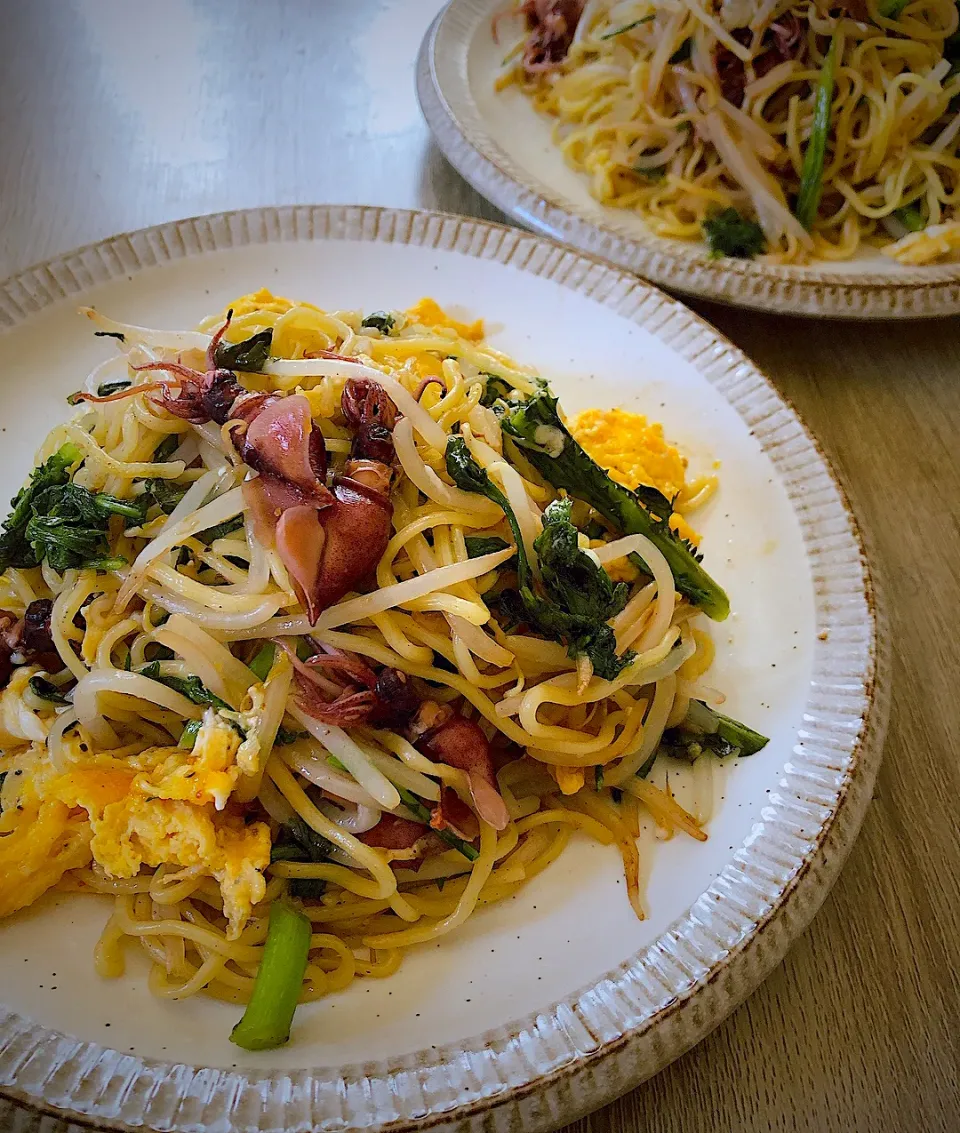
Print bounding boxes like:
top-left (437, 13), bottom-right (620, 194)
top-left (133, 711), bottom-right (243, 809)
top-left (405, 297), bottom-right (485, 341)
top-left (570, 407), bottom-right (701, 551)
top-left (882, 221), bottom-right (960, 266)
top-left (227, 287), bottom-right (305, 319)
top-left (414, 352), bottom-right (446, 383)
top-left (0, 712), bottom-right (270, 938)
top-left (88, 797), bottom-right (268, 938)
top-left (571, 407), bottom-right (687, 498)
top-left (0, 794), bottom-right (92, 919)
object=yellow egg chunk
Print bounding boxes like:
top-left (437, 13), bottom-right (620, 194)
top-left (571, 408), bottom-right (702, 546)
top-left (883, 221), bottom-right (960, 266)
top-left (132, 712), bottom-right (243, 810)
top-left (0, 799), bottom-right (91, 919)
top-left (405, 297), bottom-right (485, 341)
top-left (570, 408), bottom-right (687, 499)
top-left (227, 287), bottom-right (302, 320)
top-left (90, 800), bottom-right (269, 938)
top-left (414, 353), bottom-right (446, 381)
top-left (1, 711), bottom-right (270, 938)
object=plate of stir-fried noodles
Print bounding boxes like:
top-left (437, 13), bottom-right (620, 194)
top-left (0, 207), bottom-right (885, 1133)
top-left (417, 0), bottom-right (960, 316)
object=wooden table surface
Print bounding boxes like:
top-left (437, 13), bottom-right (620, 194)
top-left (1, 2), bottom-right (958, 1131)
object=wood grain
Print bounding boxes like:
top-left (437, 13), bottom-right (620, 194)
top-left (1, 1), bottom-right (958, 1131)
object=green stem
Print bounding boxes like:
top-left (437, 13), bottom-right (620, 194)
top-left (396, 786), bottom-right (480, 861)
top-left (248, 642), bottom-right (276, 681)
top-left (600, 15), bottom-right (654, 39)
top-left (230, 900), bottom-right (311, 1051)
top-left (795, 34), bottom-right (838, 230)
top-left (712, 709), bottom-right (769, 756)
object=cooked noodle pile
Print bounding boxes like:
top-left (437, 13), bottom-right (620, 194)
top-left (0, 291), bottom-right (765, 1047)
top-left (496, 0), bottom-right (960, 264)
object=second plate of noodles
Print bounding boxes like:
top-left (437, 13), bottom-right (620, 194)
top-left (494, 0), bottom-right (960, 266)
top-left (0, 290), bottom-right (767, 1051)
top-left (417, 0), bottom-right (960, 315)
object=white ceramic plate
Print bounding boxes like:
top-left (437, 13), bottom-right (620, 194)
top-left (0, 206), bottom-right (886, 1133)
top-left (416, 0), bottom-right (960, 319)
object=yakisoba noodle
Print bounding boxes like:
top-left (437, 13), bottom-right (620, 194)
top-left (496, 0), bottom-right (960, 264)
top-left (0, 290), bottom-right (766, 1048)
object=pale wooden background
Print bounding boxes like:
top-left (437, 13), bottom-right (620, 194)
top-left (0, 2), bottom-right (958, 1131)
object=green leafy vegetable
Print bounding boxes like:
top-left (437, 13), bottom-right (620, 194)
top-left (36, 483), bottom-right (144, 524)
top-left (275, 725), bottom-right (309, 746)
top-left (446, 437), bottom-right (529, 571)
top-left (361, 311), bottom-right (396, 335)
top-left (139, 662), bottom-right (231, 709)
top-left (396, 786), bottom-right (480, 861)
top-left (658, 700), bottom-right (769, 760)
top-left (198, 514), bottom-right (245, 544)
top-left (0, 443), bottom-right (83, 570)
top-left (214, 329), bottom-right (273, 373)
top-left (670, 38), bottom-right (691, 63)
top-left (230, 900), bottom-right (311, 1050)
top-left (636, 750), bottom-right (658, 779)
top-left (464, 535), bottom-right (511, 559)
top-left (446, 440), bottom-right (635, 678)
top-left (140, 477), bottom-right (188, 516)
top-left (23, 517), bottom-right (122, 573)
top-left (703, 208), bottom-right (767, 260)
top-left (28, 676), bottom-right (70, 705)
top-left (536, 499), bottom-right (627, 622)
top-left (270, 816), bottom-right (333, 898)
top-left (533, 499), bottom-right (634, 679)
top-left (795, 34), bottom-right (838, 230)
top-left (600, 14), bottom-right (654, 39)
top-left (479, 374), bottom-right (516, 408)
top-left (178, 718), bottom-right (202, 748)
top-left (276, 817), bottom-right (333, 862)
top-left (0, 450), bottom-right (141, 574)
top-left (594, 765), bottom-right (604, 791)
top-left (248, 643), bottom-right (275, 682)
top-left (633, 162), bottom-right (667, 182)
top-left (68, 379), bottom-right (134, 405)
top-left (893, 204), bottom-right (926, 232)
top-left (153, 434), bottom-right (181, 463)
top-left (877, 0), bottom-right (910, 16)
top-left (713, 709), bottom-right (768, 755)
top-left (498, 386), bottom-right (729, 619)
top-left (97, 379), bottom-right (132, 397)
